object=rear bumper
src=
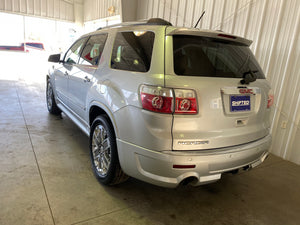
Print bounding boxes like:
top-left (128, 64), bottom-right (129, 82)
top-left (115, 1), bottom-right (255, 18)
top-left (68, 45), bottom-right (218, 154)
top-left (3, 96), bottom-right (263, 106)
top-left (117, 134), bottom-right (271, 188)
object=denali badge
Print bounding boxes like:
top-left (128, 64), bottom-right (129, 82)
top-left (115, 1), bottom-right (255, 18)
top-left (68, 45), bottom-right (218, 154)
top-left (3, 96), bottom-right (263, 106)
top-left (178, 140), bottom-right (209, 145)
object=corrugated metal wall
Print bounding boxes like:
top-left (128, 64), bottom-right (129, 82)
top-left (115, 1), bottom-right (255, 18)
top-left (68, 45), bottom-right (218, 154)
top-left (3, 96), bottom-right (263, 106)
top-left (0, 0), bottom-right (75, 21)
top-left (137, 0), bottom-right (300, 164)
top-left (83, 0), bottom-right (121, 22)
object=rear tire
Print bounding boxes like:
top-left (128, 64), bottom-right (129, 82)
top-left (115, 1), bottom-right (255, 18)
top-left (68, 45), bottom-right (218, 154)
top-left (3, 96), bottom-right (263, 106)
top-left (90, 115), bottom-right (128, 185)
top-left (46, 79), bottom-right (61, 115)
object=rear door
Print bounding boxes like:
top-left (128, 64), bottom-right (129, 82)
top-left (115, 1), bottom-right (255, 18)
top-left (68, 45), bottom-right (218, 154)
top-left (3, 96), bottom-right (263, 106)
top-left (165, 30), bottom-right (272, 150)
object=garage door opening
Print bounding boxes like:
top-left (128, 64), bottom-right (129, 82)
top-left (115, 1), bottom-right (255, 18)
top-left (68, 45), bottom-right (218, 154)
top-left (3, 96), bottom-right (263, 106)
top-left (0, 12), bottom-right (82, 83)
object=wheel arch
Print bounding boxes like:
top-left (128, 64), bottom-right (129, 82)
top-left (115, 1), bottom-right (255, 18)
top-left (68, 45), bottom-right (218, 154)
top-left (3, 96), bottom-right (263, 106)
top-left (89, 102), bottom-right (119, 138)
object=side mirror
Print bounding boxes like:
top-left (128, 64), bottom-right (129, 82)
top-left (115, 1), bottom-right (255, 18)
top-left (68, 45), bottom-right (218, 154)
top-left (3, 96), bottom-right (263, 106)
top-left (48, 54), bottom-right (62, 63)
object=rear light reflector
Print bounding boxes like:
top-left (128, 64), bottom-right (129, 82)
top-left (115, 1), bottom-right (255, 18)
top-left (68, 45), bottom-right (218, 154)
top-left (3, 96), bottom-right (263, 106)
top-left (140, 85), bottom-right (198, 114)
top-left (267, 90), bottom-right (274, 108)
top-left (173, 165), bottom-right (196, 169)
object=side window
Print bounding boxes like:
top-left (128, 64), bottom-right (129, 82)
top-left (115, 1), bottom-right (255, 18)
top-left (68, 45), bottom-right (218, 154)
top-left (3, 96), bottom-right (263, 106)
top-left (111, 31), bottom-right (155, 72)
top-left (79, 34), bottom-right (108, 66)
top-left (64, 38), bottom-right (87, 65)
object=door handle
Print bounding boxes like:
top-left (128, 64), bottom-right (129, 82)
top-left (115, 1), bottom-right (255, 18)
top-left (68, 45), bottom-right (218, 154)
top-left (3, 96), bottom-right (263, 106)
top-left (84, 76), bottom-right (91, 82)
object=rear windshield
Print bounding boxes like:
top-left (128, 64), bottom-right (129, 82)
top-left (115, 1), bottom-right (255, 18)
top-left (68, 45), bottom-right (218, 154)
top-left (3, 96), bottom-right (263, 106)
top-left (173, 35), bottom-right (265, 79)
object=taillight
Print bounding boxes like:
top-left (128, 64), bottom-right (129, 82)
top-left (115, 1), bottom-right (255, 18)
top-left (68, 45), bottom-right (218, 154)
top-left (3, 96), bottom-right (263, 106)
top-left (140, 85), bottom-right (198, 114)
top-left (267, 90), bottom-right (274, 108)
top-left (174, 89), bottom-right (197, 114)
top-left (140, 85), bottom-right (173, 113)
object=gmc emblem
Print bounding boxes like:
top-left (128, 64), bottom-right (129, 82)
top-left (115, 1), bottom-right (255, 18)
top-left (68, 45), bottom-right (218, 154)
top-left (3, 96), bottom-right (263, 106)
top-left (239, 89), bottom-right (254, 94)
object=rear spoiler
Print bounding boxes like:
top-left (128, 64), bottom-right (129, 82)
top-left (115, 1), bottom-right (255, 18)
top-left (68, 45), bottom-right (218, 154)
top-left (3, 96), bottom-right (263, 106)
top-left (166, 28), bottom-right (252, 46)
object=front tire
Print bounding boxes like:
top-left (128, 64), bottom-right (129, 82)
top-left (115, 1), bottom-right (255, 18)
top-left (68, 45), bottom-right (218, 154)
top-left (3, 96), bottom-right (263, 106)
top-left (46, 79), bottom-right (61, 115)
top-left (90, 115), bottom-right (128, 185)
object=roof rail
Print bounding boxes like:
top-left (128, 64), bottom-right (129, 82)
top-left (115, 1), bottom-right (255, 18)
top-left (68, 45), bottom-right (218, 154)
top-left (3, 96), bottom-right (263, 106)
top-left (97, 18), bottom-right (172, 30)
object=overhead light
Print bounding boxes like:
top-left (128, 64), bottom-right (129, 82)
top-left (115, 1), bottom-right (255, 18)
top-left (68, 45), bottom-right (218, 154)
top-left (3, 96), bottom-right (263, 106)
top-left (133, 31), bottom-right (146, 36)
top-left (108, 6), bottom-right (115, 15)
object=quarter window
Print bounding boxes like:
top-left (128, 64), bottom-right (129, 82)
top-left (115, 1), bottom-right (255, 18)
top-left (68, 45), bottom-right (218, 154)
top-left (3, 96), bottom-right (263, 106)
top-left (64, 38), bottom-right (87, 64)
top-left (79, 34), bottom-right (108, 66)
top-left (111, 31), bottom-right (155, 72)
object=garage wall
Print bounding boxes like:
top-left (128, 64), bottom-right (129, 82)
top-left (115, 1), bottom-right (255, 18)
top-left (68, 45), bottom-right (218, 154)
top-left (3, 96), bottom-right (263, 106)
top-left (83, 0), bottom-right (121, 22)
top-left (137, 0), bottom-right (300, 164)
top-left (0, 0), bottom-right (76, 21)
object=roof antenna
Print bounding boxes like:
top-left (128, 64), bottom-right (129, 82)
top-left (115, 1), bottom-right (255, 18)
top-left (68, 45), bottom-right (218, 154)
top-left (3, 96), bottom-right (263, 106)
top-left (194, 11), bottom-right (205, 28)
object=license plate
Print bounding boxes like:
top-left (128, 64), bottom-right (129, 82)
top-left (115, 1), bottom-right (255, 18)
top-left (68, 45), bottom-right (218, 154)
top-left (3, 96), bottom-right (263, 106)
top-left (230, 95), bottom-right (251, 112)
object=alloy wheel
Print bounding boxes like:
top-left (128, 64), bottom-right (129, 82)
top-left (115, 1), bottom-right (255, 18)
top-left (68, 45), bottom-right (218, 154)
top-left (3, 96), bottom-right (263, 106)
top-left (47, 82), bottom-right (53, 110)
top-left (92, 124), bottom-right (111, 177)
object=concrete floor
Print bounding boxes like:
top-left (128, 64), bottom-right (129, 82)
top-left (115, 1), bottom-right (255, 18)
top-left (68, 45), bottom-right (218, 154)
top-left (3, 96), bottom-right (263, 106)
top-left (1, 69), bottom-right (300, 224)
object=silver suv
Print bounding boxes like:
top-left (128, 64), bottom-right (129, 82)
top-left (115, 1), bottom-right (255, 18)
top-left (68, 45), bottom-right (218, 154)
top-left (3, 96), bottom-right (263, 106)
top-left (47, 18), bottom-right (273, 188)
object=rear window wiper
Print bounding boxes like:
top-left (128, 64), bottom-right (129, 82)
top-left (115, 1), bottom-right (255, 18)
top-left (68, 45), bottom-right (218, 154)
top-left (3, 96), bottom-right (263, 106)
top-left (240, 70), bottom-right (258, 84)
